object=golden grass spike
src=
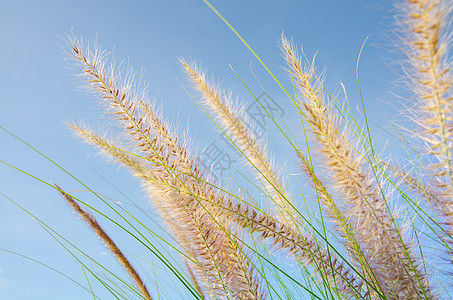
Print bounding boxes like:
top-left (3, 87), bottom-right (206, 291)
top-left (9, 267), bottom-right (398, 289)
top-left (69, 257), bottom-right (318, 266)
top-left (399, 0), bottom-right (453, 253)
top-left (402, 0), bottom-right (453, 191)
top-left (55, 185), bottom-right (153, 300)
top-left (180, 58), bottom-right (297, 229)
top-left (68, 38), bottom-right (168, 167)
top-left (281, 36), bottom-right (432, 299)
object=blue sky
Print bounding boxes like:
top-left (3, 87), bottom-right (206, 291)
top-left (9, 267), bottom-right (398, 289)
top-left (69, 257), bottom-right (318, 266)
top-left (1, 0), bottom-right (401, 299)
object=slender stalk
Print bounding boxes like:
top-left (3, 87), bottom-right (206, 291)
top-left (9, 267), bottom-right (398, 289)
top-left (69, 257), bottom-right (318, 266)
top-left (56, 186), bottom-right (153, 300)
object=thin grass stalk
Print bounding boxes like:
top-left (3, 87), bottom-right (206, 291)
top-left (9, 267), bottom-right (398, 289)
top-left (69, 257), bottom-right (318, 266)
top-left (56, 186), bottom-right (153, 300)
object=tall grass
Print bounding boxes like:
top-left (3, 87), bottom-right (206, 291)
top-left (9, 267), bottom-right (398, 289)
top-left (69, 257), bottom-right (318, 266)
top-left (6, 0), bottom-right (453, 298)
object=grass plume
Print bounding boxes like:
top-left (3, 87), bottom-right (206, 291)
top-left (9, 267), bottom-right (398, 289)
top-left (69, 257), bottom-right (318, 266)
top-left (281, 36), bottom-right (431, 299)
top-left (180, 59), bottom-right (297, 229)
top-left (398, 0), bottom-right (453, 255)
top-left (55, 185), bottom-right (153, 300)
